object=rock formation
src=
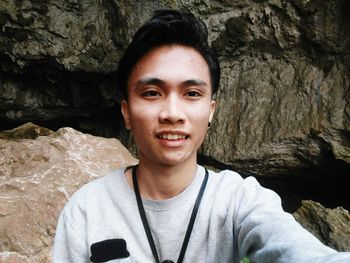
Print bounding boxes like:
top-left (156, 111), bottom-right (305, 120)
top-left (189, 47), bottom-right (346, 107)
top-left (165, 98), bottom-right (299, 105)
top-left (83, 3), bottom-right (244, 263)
top-left (0, 123), bottom-right (137, 262)
top-left (294, 200), bottom-right (350, 252)
top-left (0, 1), bottom-right (349, 209)
top-left (200, 0), bottom-right (350, 211)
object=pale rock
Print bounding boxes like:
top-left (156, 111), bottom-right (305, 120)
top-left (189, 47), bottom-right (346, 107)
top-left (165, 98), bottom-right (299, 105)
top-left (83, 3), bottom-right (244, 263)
top-left (0, 123), bottom-right (137, 262)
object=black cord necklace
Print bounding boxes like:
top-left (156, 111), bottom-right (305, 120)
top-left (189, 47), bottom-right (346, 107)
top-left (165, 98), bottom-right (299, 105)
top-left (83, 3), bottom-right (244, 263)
top-left (132, 166), bottom-right (209, 263)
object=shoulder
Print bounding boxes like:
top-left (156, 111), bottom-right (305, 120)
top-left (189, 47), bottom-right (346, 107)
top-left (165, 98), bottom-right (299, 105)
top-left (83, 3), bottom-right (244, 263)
top-left (206, 167), bottom-right (262, 193)
top-left (71, 168), bottom-right (123, 199)
top-left (204, 166), bottom-right (282, 211)
top-left (208, 167), bottom-right (276, 193)
top-left (61, 168), bottom-right (125, 218)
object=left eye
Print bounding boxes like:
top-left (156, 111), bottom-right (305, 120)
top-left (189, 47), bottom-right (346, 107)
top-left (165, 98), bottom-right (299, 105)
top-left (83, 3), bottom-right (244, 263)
top-left (186, 91), bottom-right (200, 97)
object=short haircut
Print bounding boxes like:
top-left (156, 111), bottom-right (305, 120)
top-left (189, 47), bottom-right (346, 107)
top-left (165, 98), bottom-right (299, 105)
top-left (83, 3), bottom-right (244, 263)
top-left (116, 9), bottom-right (220, 99)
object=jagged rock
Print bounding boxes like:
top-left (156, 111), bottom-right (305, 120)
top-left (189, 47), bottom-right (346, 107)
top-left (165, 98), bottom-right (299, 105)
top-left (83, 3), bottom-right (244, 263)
top-left (0, 0), bottom-right (156, 137)
top-left (294, 200), bottom-right (350, 252)
top-left (0, 123), bottom-right (137, 262)
top-left (199, 0), bottom-right (350, 211)
top-left (0, 0), bottom-right (123, 72)
top-left (0, 122), bottom-right (53, 139)
top-left (201, 0), bottom-right (350, 178)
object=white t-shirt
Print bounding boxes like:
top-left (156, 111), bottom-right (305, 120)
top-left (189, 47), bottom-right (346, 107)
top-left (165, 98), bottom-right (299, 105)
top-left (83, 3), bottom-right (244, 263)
top-left (53, 165), bottom-right (350, 262)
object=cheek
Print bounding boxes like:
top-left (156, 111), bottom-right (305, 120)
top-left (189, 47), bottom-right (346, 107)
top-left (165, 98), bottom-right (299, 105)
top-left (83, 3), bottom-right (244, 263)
top-left (190, 108), bottom-right (211, 132)
top-left (195, 103), bottom-right (212, 121)
top-left (129, 107), bottom-right (157, 134)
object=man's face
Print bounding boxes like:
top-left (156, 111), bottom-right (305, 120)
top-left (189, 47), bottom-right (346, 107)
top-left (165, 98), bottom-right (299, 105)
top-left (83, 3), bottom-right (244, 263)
top-left (121, 44), bottom-right (215, 167)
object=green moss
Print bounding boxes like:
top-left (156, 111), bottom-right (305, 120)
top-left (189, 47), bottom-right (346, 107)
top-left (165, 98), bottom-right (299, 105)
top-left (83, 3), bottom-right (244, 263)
top-left (0, 122), bottom-right (53, 140)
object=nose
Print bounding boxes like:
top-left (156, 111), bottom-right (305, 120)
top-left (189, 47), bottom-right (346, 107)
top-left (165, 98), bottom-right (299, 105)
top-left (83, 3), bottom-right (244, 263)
top-left (158, 94), bottom-right (185, 124)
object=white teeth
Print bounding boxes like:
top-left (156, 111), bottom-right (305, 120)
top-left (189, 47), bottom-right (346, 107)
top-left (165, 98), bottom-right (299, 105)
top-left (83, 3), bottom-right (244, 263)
top-left (159, 134), bottom-right (186, 140)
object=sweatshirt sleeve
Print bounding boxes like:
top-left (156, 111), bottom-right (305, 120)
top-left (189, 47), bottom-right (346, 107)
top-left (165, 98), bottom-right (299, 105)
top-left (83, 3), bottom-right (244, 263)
top-left (233, 176), bottom-right (350, 263)
top-left (52, 209), bottom-right (89, 263)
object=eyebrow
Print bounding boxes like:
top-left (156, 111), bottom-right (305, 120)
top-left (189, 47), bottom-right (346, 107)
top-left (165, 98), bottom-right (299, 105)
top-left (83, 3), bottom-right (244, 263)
top-left (136, 77), bottom-right (165, 87)
top-left (182, 79), bottom-right (208, 87)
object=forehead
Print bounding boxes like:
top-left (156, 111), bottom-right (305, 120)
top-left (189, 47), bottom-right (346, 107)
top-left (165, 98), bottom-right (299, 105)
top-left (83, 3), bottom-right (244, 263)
top-left (128, 44), bottom-right (211, 86)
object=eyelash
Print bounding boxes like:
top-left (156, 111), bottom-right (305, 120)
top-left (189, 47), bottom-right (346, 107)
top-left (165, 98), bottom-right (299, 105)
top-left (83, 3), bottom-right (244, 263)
top-left (186, 90), bottom-right (201, 97)
top-left (142, 90), bottom-right (160, 97)
top-left (140, 89), bottom-right (203, 98)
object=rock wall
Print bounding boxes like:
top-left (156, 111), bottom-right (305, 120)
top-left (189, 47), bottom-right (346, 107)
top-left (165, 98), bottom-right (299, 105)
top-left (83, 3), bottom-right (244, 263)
top-left (1, 1), bottom-right (349, 209)
top-left (200, 0), bottom-right (350, 210)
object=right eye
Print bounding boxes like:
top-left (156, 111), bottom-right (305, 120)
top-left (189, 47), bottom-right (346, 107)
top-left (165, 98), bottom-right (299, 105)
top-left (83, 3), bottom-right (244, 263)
top-left (142, 90), bottom-right (161, 97)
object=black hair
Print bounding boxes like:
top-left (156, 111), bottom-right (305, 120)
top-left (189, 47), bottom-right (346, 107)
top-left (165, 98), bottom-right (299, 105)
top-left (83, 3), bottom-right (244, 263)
top-left (116, 9), bottom-right (220, 99)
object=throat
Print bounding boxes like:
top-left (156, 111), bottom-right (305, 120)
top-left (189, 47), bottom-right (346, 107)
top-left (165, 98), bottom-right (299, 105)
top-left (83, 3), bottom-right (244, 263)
top-left (140, 169), bottom-right (195, 200)
top-left (127, 162), bottom-right (198, 200)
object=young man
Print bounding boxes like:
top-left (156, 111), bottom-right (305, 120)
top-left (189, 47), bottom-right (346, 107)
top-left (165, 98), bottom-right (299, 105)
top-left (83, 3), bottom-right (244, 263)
top-left (53, 10), bottom-right (350, 263)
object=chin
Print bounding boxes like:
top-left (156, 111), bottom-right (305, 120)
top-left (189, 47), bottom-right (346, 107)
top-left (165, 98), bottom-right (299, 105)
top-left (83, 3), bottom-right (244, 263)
top-left (159, 158), bottom-right (186, 166)
top-left (139, 149), bottom-right (196, 167)
top-left (157, 154), bottom-right (191, 166)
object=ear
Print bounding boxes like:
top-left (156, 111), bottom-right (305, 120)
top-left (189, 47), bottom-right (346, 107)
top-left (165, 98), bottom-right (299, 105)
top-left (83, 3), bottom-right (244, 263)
top-left (209, 100), bottom-right (216, 123)
top-left (121, 100), bottom-right (131, 130)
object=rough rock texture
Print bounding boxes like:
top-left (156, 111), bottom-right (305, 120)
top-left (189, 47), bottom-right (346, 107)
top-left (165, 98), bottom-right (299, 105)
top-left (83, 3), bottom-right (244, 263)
top-left (1, 1), bottom-right (350, 209)
top-left (294, 200), bottom-right (350, 252)
top-left (201, 0), bottom-right (350, 178)
top-left (0, 0), bottom-right (122, 72)
top-left (0, 123), bottom-right (137, 262)
top-left (0, 0), bottom-right (165, 137)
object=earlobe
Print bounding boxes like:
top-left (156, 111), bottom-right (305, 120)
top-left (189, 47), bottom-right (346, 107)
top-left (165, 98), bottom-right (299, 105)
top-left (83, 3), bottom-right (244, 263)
top-left (121, 100), bottom-right (131, 130)
top-left (209, 100), bottom-right (216, 123)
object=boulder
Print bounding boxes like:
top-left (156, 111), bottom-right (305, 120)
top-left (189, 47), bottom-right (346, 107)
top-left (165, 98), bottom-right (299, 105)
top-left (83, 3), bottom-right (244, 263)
top-left (294, 200), bottom-right (350, 252)
top-left (0, 123), bottom-right (137, 262)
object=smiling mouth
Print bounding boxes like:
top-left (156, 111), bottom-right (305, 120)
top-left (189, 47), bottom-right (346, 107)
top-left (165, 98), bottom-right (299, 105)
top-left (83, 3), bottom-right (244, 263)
top-left (156, 134), bottom-right (189, 140)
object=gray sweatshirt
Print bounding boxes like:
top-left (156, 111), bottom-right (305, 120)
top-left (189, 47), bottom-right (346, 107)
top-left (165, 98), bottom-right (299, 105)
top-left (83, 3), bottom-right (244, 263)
top-left (53, 166), bottom-right (350, 262)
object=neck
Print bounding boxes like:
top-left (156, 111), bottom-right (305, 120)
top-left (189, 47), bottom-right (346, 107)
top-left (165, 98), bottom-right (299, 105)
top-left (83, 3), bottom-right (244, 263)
top-left (127, 157), bottom-right (198, 200)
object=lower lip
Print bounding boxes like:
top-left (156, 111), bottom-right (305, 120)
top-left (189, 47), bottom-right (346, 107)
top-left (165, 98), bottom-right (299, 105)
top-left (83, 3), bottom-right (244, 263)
top-left (157, 137), bottom-right (188, 147)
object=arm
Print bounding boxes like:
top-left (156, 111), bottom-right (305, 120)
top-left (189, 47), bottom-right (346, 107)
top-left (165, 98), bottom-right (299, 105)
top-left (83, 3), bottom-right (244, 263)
top-left (233, 177), bottom-right (350, 263)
